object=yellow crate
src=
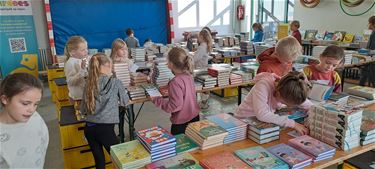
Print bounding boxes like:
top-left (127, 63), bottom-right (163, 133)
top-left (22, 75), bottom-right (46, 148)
top-left (47, 66), bottom-right (65, 81)
top-left (54, 78), bottom-right (69, 101)
top-left (49, 80), bottom-right (57, 102)
top-left (56, 100), bottom-right (72, 121)
top-left (63, 145), bottom-right (111, 169)
top-left (342, 162), bottom-right (358, 169)
top-left (212, 87), bottom-right (238, 97)
top-left (59, 106), bottom-right (87, 150)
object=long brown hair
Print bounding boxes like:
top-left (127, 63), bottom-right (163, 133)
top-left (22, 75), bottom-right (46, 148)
top-left (275, 71), bottom-right (312, 105)
top-left (85, 53), bottom-right (111, 114)
top-left (168, 47), bottom-right (194, 74)
top-left (198, 29), bottom-right (213, 52)
top-left (64, 36), bottom-right (87, 60)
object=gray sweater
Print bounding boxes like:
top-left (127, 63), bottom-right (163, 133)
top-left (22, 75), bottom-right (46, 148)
top-left (81, 75), bottom-right (129, 124)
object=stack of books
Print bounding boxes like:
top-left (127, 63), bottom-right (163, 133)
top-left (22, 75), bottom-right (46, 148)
top-left (136, 126), bottom-right (177, 162)
top-left (207, 67), bottom-right (230, 87)
top-left (329, 93), bottom-right (350, 105)
top-left (234, 37), bottom-right (240, 46)
top-left (240, 62), bottom-right (258, 77)
top-left (347, 86), bottom-right (375, 100)
top-left (174, 134), bottom-right (199, 154)
top-left (141, 84), bottom-right (162, 97)
top-left (232, 70), bottom-right (253, 83)
top-left (288, 135), bottom-right (336, 162)
top-left (131, 48), bottom-right (146, 62)
top-left (242, 117), bottom-right (280, 144)
top-left (194, 82), bottom-right (203, 91)
top-left (110, 140), bottom-right (151, 169)
top-left (145, 153), bottom-right (201, 169)
top-left (240, 32), bottom-right (250, 41)
top-left (214, 37), bottom-right (225, 47)
top-left (235, 146), bottom-right (289, 169)
top-left (200, 151), bottom-right (251, 169)
top-left (240, 41), bottom-right (253, 54)
top-left (235, 34), bottom-right (245, 42)
top-left (267, 143), bottom-right (313, 169)
top-left (226, 36), bottom-right (234, 46)
top-left (130, 72), bottom-right (148, 86)
top-left (229, 73), bottom-right (243, 85)
top-left (206, 113), bottom-right (247, 144)
top-left (146, 54), bottom-right (156, 61)
top-left (195, 75), bottom-right (217, 89)
top-left (113, 63), bottom-right (131, 88)
top-left (127, 86), bottom-right (146, 100)
top-left (360, 110), bottom-right (375, 146)
top-left (151, 59), bottom-right (174, 87)
top-left (308, 104), bottom-right (363, 150)
top-left (185, 120), bottom-right (228, 150)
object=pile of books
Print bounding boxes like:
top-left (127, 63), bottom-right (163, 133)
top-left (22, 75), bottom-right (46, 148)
top-left (288, 135), bottom-right (336, 162)
top-left (113, 63), bottom-right (131, 88)
top-left (240, 62), bottom-right (258, 77)
top-left (360, 110), bottom-right (375, 145)
top-left (232, 70), bottom-right (253, 83)
top-left (235, 34), bottom-right (245, 42)
top-left (131, 48), bottom-right (146, 62)
top-left (206, 113), bottom-right (247, 144)
top-left (174, 134), bottom-right (199, 154)
top-left (200, 151), bottom-right (251, 169)
top-left (185, 120), bottom-right (228, 150)
top-left (146, 153), bottom-right (201, 169)
top-left (110, 140), bottom-right (151, 169)
top-left (229, 73), bottom-right (243, 85)
top-left (136, 126), bottom-right (177, 162)
top-left (240, 41), bottom-right (253, 54)
top-left (195, 74), bottom-right (217, 89)
top-left (130, 72), bottom-right (148, 86)
top-left (141, 84), bottom-right (162, 98)
top-left (150, 59), bottom-right (174, 87)
top-left (214, 37), bottom-right (225, 47)
top-left (242, 117), bottom-right (280, 144)
top-left (234, 146), bottom-right (289, 169)
top-left (267, 143), bottom-right (313, 169)
top-left (347, 86), bottom-right (375, 100)
top-left (308, 103), bottom-right (363, 150)
top-left (194, 82), bottom-right (203, 91)
top-left (240, 32), bottom-right (250, 41)
top-left (127, 86), bottom-right (146, 100)
top-left (207, 67), bottom-right (230, 87)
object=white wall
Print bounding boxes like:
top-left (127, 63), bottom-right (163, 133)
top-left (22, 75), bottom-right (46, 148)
top-left (31, 0), bottom-right (49, 49)
top-left (294, 0), bottom-right (375, 34)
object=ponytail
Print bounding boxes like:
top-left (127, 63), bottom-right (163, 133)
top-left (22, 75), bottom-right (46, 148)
top-left (276, 71), bottom-right (312, 105)
top-left (168, 47), bottom-right (194, 74)
top-left (184, 54), bottom-right (194, 74)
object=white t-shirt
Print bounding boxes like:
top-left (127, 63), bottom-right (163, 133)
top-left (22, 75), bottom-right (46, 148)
top-left (0, 112), bottom-right (49, 168)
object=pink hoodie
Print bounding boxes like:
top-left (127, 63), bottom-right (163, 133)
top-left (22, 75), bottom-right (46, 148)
top-left (234, 72), bottom-right (313, 128)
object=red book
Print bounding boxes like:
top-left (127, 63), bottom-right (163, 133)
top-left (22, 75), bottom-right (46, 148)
top-left (199, 151), bottom-right (252, 169)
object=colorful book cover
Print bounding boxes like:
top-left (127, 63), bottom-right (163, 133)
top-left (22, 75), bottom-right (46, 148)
top-left (235, 146), bottom-right (289, 169)
top-left (343, 33), bottom-right (354, 43)
top-left (146, 153), bottom-right (202, 169)
top-left (304, 30), bottom-right (318, 40)
top-left (188, 120), bottom-right (227, 139)
top-left (200, 151), bottom-right (252, 169)
top-left (361, 119), bottom-right (375, 136)
top-left (241, 117), bottom-right (280, 134)
top-left (324, 32), bottom-right (334, 40)
top-left (267, 143), bottom-right (313, 167)
top-left (288, 135), bottom-right (336, 157)
top-left (137, 126), bottom-right (176, 148)
top-left (332, 31), bottom-right (346, 41)
top-left (110, 140), bottom-right (150, 167)
top-left (206, 113), bottom-right (247, 130)
top-left (175, 134), bottom-right (199, 154)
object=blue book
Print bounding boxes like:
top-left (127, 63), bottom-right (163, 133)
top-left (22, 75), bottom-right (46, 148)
top-left (235, 146), bottom-right (289, 169)
top-left (206, 113), bottom-right (247, 130)
top-left (267, 143), bottom-right (313, 168)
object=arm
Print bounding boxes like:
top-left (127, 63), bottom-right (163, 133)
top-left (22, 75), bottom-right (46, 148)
top-left (117, 80), bottom-right (130, 106)
top-left (65, 61), bottom-right (87, 87)
top-left (152, 81), bottom-right (183, 113)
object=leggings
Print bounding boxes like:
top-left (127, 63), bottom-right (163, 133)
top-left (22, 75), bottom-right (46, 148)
top-left (171, 115), bottom-right (200, 135)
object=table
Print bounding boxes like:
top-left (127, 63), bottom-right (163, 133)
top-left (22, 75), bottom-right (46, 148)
top-left (302, 42), bottom-right (360, 56)
top-left (222, 54), bottom-right (256, 65)
top-left (122, 81), bottom-right (255, 141)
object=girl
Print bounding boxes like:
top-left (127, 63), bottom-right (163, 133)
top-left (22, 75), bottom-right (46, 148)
top-left (151, 47), bottom-right (200, 135)
top-left (0, 73), bottom-right (49, 168)
top-left (235, 71), bottom-right (313, 135)
top-left (64, 36), bottom-right (88, 102)
top-left (110, 38), bottom-right (135, 72)
top-left (252, 23), bottom-right (264, 42)
top-left (80, 53), bottom-right (129, 169)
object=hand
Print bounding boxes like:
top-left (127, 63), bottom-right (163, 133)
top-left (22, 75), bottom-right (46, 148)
top-left (81, 58), bottom-right (88, 69)
top-left (294, 123), bottom-right (309, 136)
top-left (149, 96), bottom-right (161, 101)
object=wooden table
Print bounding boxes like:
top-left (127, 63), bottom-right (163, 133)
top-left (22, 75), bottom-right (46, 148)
top-left (221, 54), bottom-right (256, 65)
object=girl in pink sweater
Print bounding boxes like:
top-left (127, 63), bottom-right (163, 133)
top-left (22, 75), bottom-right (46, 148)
top-left (235, 71), bottom-right (313, 135)
top-left (151, 47), bottom-right (200, 135)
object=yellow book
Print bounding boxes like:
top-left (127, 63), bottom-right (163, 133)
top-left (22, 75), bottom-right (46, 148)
top-left (343, 33), bottom-right (354, 43)
top-left (110, 140), bottom-right (151, 168)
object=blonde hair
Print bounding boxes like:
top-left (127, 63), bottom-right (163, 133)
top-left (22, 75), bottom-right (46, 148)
top-left (275, 36), bottom-right (302, 61)
top-left (276, 71), bottom-right (312, 105)
top-left (110, 38), bottom-right (128, 63)
top-left (290, 20), bottom-right (300, 28)
top-left (64, 36), bottom-right (87, 60)
top-left (199, 29), bottom-right (213, 52)
top-left (168, 47), bottom-right (194, 74)
top-left (85, 53), bottom-right (111, 114)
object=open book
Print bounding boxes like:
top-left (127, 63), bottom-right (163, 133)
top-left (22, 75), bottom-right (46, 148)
top-left (308, 82), bottom-right (334, 102)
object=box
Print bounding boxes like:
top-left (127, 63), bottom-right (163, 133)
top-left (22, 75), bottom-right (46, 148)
top-left (59, 106), bottom-right (87, 150)
top-left (47, 66), bottom-right (65, 81)
top-left (212, 87), bottom-right (238, 97)
top-left (54, 78), bottom-right (69, 101)
top-left (63, 145), bottom-right (111, 169)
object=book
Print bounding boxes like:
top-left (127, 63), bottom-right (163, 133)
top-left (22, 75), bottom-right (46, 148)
top-left (206, 113), bottom-right (247, 131)
top-left (248, 130), bottom-right (280, 140)
top-left (241, 117), bottom-right (280, 135)
top-left (288, 135), bottom-right (336, 158)
top-left (200, 151), bottom-right (251, 169)
top-left (188, 120), bottom-right (228, 140)
top-left (304, 30), bottom-right (318, 40)
top-left (141, 84), bottom-right (162, 97)
top-left (110, 140), bottom-right (151, 169)
top-left (344, 150), bottom-right (375, 169)
top-left (137, 126), bottom-right (176, 148)
top-left (146, 153), bottom-right (202, 169)
top-left (308, 82), bottom-right (334, 102)
top-left (332, 31), bottom-right (346, 41)
top-left (267, 143), bottom-right (313, 168)
top-left (175, 134), bottom-right (199, 154)
top-left (347, 86), bottom-right (375, 100)
top-left (329, 93), bottom-right (350, 104)
top-left (235, 146), bottom-right (289, 169)
top-left (324, 32), bottom-right (334, 40)
top-left (249, 135), bottom-right (280, 144)
top-left (343, 33), bottom-right (354, 43)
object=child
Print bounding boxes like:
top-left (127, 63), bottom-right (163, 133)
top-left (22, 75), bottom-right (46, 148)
top-left (252, 23), bottom-right (264, 42)
top-left (80, 53), bottom-right (129, 169)
top-left (303, 45), bottom-right (344, 93)
top-left (235, 71), bottom-right (313, 135)
top-left (0, 73), bottom-right (49, 168)
top-left (110, 38), bottom-right (135, 72)
top-left (151, 47), bottom-right (200, 135)
top-left (124, 28), bottom-right (140, 50)
top-left (193, 29), bottom-right (213, 69)
top-left (290, 20), bottom-right (302, 44)
top-left (257, 36), bottom-right (302, 76)
top-left (64, 36), bottom-right (88, 102)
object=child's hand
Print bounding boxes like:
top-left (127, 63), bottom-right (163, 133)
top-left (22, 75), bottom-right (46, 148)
top-left (81, 58), bottom-right (88, 69)
top-left (149, 96), bottom-right (161, 101)
top-left (294, 123), bottom-right (309, 135)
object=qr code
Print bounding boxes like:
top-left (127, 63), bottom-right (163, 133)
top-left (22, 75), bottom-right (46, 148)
top-left (9, 37), bottom-right (27, 53)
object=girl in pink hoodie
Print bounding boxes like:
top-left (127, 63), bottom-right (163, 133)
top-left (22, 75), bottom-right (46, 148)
top-left (235, 71), bottom-right (313, 135)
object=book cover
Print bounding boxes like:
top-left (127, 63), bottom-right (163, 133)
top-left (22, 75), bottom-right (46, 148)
top-left (206, 113), bottom-right (247, 130)
top-left (308, 82), bottom-right (334, 102)
top-left (241, 117), bottom-right (280, 134)
top-left (304, 30), bottom-right (318, 40)
top-left (235, 146), bottom-right (289, 169)
top-left (137, 126), bottom-right (176, 148)
top-left (288, 135), bottom-right (336, 157)
top-left (249, 135), bottom-right (280, 144)
top-left (332, 31), bottom-right (346, 41)
top-left (324, 32), bottom-right (334, 40)
top-left (267, 143), bottom-right (313, 168)
top-left (146, 153), bottom-right (202, 169)
top-left (200, 151), bottom-right (252, 169)
top-left (188, 120), bottom-right (228, 139)
top-left (110, 140), bottom-right (150, 167)
top-left (348, 86), bottom-right (375, 100)
top-left (175, 134), bottom-right (199, 154)
top-left (343, 33), bottom-right (354, 43)
top-left (141, 84), bottom-right (162, 97)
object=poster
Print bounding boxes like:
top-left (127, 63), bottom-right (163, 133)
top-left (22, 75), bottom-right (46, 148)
top-left (0, 0), bottom-right (39, 78)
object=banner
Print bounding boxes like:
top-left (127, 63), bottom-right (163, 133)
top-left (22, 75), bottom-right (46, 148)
top-left (0, 0), bottom-right (39, 78)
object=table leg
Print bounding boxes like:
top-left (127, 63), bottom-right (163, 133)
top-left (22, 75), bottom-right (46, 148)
top-left (126, 104), bottom-right (136, 140)
top-left (118, 107), bottom-right (125, 143)
top-left (238, 86), bottom-right (242, 105)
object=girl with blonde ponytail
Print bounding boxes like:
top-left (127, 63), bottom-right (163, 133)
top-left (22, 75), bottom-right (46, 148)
top-left (151, 47), bottom-right (200, 135)
top-left (80, 53), bottom-right (129, 169)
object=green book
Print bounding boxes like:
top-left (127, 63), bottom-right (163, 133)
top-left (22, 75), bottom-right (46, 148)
top-left (175, 134), bottom-right (199, 154)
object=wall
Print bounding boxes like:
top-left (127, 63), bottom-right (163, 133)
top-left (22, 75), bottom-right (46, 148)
top-left (294, 0), bottom-right (375, 34)
top-left (31, 0), bottom-right (49, 50)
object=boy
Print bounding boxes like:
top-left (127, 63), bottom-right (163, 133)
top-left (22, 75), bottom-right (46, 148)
top-left (360, 15), bottom-right (375, 87)
top-left (124, 28), bottom-right (140, 49)
top-left (290, 20), bottom-right (302, 44)
top-left (303, 45), bottom-right (344, 93)
top-left (257, 36), bottom-right (302, 76)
